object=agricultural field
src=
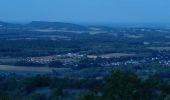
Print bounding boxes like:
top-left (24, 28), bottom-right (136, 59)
top-left (0, 21), bottom-right (170, 78)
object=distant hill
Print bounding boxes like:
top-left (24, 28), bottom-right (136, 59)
top-left (0, 21), bottom-right (88, 31)
top-left (27, 21), bottom-right (88, 30)
top-left (0, 21), bottom-right (22, 28)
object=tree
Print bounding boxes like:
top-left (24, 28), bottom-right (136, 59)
top-left (49, 88), bottom-right (63, 100)
top-left (80, 91), bottom-right (97, 100)
top-left (102, 71), bottom-right (141, 100)
top-left (0, 90), bottom-right (10, 100)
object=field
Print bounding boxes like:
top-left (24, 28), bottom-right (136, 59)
top-left (0, 65), bottom-right (71, 75)
top-left (1, 21), bottom-right (170, 79)
top-left (1, 21), bottom-right (170, 99)
top-left (99, 53), bottom-right (136, 58)
top-left (148, 47), bottom-right (170, 51)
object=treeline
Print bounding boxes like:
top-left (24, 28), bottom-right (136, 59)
top-left (0, 39), bottom-right (85, 57)
top-left (0, 34), bottom-right (155, 58)
top-left (14, 60), bottom-right (63, 68)
top-left (0, 75), bottom-right (103, 100)
top-left (81, 71), bottom-right (170, 100)
top-left (0, 71), bottom-right (170, 100)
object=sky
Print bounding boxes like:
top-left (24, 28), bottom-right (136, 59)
top-left (0, 0), bottom-right (170, 24)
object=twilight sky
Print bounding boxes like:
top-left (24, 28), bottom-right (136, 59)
top-left (0, 0), bottom-right (170, 23)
